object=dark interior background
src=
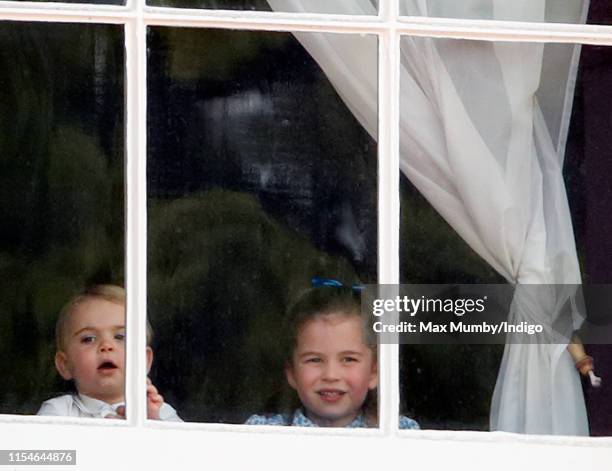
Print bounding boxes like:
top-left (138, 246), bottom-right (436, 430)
top-left (0, 22), bottom-right (125, 413)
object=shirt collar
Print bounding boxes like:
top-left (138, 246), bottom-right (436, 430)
top-left (76, 394), bottom-right (125, 418)
top-left (291, 409), bottom-right (367, 428)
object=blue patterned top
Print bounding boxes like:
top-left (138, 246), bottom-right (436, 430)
top-left (245, 409), bottom-right (419, 429)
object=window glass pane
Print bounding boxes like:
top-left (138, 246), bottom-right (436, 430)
top-left (8, 0), bottom-right (124, 5)
top-left (400, 1), bottom-right (599, 25)
top-left (0, 22), bottom-right (125, 416)
top-left (564, 41), bottom-right (612, 437)
top-left (146, 0), bottom-right (378, 15)
top-left (147, 28), bottom-right (378, 426)
top-left (399, 180), bottom-right (504, 431)
top-left (399, 35), bottom-right (612, 436)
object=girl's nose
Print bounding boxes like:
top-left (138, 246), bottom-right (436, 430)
top-left (322, 361), bottom-right (341, 381)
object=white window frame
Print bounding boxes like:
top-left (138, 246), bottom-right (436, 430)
top-left (1, 0), bottom-right (612, 468)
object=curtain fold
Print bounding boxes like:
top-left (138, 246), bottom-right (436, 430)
top-left (267, 0), bottom-right (589, 435)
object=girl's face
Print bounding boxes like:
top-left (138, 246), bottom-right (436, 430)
top-left (285, 313), bottom-right (377, 427)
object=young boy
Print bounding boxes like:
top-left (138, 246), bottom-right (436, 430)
top-left (38, 285), bottom-right (181, 421)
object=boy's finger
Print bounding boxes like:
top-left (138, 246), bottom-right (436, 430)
top-left (146, 390), bottom-right (163, 403)
top-left (148, 393), bottom-right (163, 404)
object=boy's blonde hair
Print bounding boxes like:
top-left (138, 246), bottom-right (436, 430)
top-left (56, 284), bottom-right (153, 351)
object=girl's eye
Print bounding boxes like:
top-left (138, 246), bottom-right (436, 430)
top-left (342, 357), bottom-right (358, 363)
top-left (114, 333), bottom-right (126, 341)
top-left (81, 335), bottom-right (96, 344)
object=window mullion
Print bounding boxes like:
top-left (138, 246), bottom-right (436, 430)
top-left (378, 0), bottom-right (401, 433)
top-left (124, 0), bottom-right (147, 427)
top-left (397, 16), bottom-right (612, 46)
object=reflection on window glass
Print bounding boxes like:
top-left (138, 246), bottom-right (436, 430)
top-left (0, 23), bottom-right (124, 415)
top-left (399, 35), bottom-right (612, 436)
top-left (146, 0), bottom-right (378, 15)
top-left (564, 42), bottom-right (612, 437)
top-left (9, 0), bottom-right (123, 5)
top-left (147, 28), bottom-right (378, 424)
top-left (400, 181), bottom-right (504, 431)
top-left (400, 0), bottom-right (594, 25)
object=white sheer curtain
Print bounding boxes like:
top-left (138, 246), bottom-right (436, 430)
top-left (267, 0), bottom-right (590, 434)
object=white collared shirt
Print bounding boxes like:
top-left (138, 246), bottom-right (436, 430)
top-left (37, 394), bottom-right (182, 421)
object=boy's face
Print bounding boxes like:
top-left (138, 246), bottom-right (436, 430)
top-left (55, 298), bottom-right (126, 404)
top-left (286, 313), bottom-right (377, 427)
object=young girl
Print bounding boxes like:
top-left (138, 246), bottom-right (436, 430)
top-left (246, 284), bottom-right (419, 429)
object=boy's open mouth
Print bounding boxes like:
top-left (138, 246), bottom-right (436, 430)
top-left (97, 361), bottom-right (118, 372)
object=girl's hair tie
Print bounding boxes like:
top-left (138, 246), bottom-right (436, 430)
top-left (311, 276), bottom-right (364, 292)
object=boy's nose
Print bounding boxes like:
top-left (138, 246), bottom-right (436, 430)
top-left (99, 339), bottom-right (115, 352)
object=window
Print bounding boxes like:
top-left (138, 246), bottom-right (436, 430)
top-left (146, 27), bottom-right (378, 423)
top-left (1, 0), bottom-right (611, 468)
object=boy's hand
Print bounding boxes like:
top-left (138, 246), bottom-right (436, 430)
top-left (104, 406), bottom-right (125, 419)
top-left (115, 405), bottom-right (126, 419)
top-left (147, 378), bottom-right (164, 420)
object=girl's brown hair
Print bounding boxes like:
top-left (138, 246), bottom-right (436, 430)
top-left (284, 286), bottom-right (375, 360)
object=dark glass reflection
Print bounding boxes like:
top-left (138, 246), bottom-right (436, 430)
top-left (147, 28), bottom-right (378, 423)
top-left (11, 0), bottom-right (123, 4)
top-left (399, 178), bottom-right (505, 431)
top-left (148, 0), bottom-right (272, 9)
top-left (564, 42), bottom-right (612, 436)
top-left (0, 22), bottom-right (125, 414)
top-left (146, 0), bottom-right (378, 14)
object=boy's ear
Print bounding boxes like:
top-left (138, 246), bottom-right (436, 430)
top-left (55, 351), bottom-right (73, 381)
top-left (285, 362), bottom-right (297, 390)
top-left (146, 346), bottom-right (153, 374)
top-left (368, 358), bottom-right (378, 390)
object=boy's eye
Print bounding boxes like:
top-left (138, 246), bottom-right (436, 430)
top-left (80, 335), bottom-right (96, 344)
top-left (114, 333), bottom-right (126, 341)
top-left (342, 356), bottom-right (358, 363)
top-left (305, 357), bottom-right (322, 363)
